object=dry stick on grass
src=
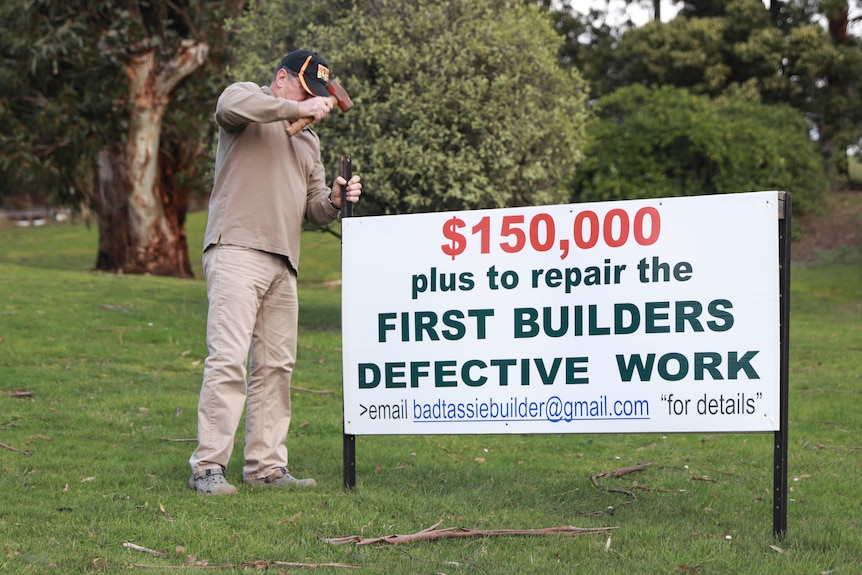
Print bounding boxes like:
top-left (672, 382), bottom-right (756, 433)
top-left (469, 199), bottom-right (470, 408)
top-left (690, 475), bottom-right (717, 483)
top-left (125, 544), bottom-right (360, 570)
top-left (123, 542), bottom-right (167, 558)
top-left (589, 462), bottom-right (653, 500)
top-left (0, 441), bottom-right (20, 452)
top-left (324, 520), bottom-right (617, 546)
top-left (132, 560), bottom-right (360, 569)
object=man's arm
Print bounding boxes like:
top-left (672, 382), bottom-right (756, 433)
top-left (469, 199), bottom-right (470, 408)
top-left (305, 158), bottom-right (341, 226)
top-left (216, 82), bottom-right (335, 133)
top-left (215, 82), bottom-right (300, 132)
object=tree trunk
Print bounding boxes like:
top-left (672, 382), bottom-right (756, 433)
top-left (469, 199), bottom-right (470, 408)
top-left (94, 143), bottom-right (131, 271)
top-left (825, 0), bottom-right (850, 44)
top-left (820, 0), bottom-right (850, 175)
top-left (94, 40), bottom-right (207, 278)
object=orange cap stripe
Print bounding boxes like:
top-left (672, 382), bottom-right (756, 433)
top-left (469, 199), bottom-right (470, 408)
top-left (298, 54), bottom-right (313, 96)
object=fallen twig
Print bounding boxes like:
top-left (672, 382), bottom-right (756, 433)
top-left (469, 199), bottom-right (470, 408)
top-left (324, 520), bottom-right (616, 546)
top-left (0, 441), bottom-right (19, 452)
top-left (590, 462), bottom-right (652, 499)
top-left (591, 462), bottom-right (652, 481)
top-left (691, 475), bottom-right (717, 483)
top-left (123, 542), bottom-right (167, 558)
top-left (132, 560), bottom-right (360, 569)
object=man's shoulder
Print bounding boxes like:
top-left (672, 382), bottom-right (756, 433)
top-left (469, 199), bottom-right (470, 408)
top-left (223, 81), bottom-right (265, 94)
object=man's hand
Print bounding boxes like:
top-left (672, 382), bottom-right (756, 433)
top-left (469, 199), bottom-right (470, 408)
top-left (297, 96), bottom-right (334, 123)
top-left (330, 175), bottom-right (362, 208)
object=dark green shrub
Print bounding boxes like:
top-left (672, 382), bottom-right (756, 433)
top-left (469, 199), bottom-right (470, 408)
top-left (572, 85), bottom-right (824, 215)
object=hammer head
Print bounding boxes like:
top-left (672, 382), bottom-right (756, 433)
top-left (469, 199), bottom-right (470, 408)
top-left (327, 78), bottom-right (354, 112)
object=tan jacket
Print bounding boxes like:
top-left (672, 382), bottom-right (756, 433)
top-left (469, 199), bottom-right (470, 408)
top-left (203, 82), bottom-right (339, 272)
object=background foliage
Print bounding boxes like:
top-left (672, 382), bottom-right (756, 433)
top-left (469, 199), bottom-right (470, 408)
top-left (567, 0), bottom-right (862, 189)
top-left (232, 0), bottom-right (590, 215)
top-left (0, 0), bottom-right (117, 208)
top-left (572, 84), bottom-right (825, 212)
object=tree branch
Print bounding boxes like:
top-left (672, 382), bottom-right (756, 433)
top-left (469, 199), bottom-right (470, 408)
top-left (324, 520), bottom-right (617, 546)
top-left (156, 40), bottom-right (209, 99)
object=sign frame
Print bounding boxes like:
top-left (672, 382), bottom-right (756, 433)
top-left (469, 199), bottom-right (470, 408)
top-left (340, 192), bottom-right (791, 540)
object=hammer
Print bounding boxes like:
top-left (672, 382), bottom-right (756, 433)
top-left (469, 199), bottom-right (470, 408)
top-left (287, 78), bottom-right (353, 136)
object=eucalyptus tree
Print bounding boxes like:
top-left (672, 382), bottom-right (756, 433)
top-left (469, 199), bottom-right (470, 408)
top-left (0, 0), bottom-right (244, 277)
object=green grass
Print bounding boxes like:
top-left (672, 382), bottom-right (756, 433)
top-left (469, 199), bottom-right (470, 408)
top-left (1, 212), bottom-right (860, 574)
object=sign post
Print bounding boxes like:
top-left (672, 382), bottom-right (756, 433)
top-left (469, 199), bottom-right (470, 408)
top-left (340, 155), bottom-right (357, 490)
top-left (773, 193), bottom-right (791, 540)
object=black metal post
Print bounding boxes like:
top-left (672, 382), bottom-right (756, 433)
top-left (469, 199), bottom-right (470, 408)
top-left (343, 432), bottom-right (356, 490)
top-left (773, 192), bottom-right (791, 539)
top-left (340, 154), bottom-right (356, 489)
top-left (340, 155), bottom-right (353, 219)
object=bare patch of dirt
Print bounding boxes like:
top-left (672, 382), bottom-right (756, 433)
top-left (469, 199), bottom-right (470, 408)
top-left (792, 189), bottom-right (862, 262)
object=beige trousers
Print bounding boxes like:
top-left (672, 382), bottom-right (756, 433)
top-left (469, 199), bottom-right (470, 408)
top-left (189, 244), bottom-right (298, 480)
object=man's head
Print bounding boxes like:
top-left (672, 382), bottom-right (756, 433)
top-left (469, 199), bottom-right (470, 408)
top-left (277, 50), bottom-right (331, 98)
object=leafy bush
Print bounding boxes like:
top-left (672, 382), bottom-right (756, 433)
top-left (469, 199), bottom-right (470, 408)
top-left (303, 0), bottom-right (589, 215)
top-left (572, 84), bottom-right (825, 215)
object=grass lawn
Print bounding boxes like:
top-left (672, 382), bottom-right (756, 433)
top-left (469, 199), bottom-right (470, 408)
top-left (0, 208), bottom-right (860, 574)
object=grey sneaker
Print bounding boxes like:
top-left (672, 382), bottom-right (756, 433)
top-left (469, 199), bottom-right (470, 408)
top-left (189, 467), bottom-right (238, 496)
top-left (244, 467), bottom-right (316, 488)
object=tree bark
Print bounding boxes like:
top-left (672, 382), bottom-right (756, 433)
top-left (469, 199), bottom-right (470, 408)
top-left (94, 40), bottom-right (207, 278)
top-left (826, 0), bottom-right (850, 44)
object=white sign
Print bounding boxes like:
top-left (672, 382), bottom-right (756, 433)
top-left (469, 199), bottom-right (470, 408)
top-left (342, 192), bottom-right (782, 435)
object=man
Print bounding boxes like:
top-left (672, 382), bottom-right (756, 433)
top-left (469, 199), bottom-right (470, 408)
top-left (189, 49), bottom-right (361, 495)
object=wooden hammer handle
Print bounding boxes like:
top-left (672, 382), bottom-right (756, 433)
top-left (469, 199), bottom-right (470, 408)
top-left (286, 95), bottom-right (339, 136)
